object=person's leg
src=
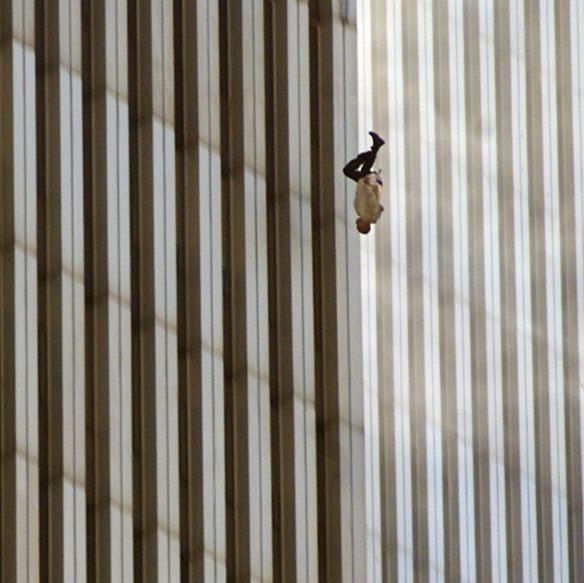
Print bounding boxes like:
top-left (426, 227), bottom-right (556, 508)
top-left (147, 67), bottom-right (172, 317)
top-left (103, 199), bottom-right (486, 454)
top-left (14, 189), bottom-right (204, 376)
top-left (358, 150), bottom-right (376, 175)
top-left (343, 150), bottom-right (371, 181)
top-left (369, 131), bottom-right (385, 153)
top-left (344, 132), bottom-right (385, 181)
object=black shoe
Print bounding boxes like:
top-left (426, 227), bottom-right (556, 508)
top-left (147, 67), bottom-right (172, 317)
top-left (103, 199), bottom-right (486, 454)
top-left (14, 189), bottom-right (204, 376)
top-left (369, 131), bottom-right (385, 151)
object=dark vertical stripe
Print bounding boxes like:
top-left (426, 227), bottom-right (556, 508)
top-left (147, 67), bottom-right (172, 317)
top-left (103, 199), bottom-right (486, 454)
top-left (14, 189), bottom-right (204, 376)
top-left (310, 1), bottom-right (365, 580)
top-left (341, 12), bottom-right (356, 579)
top-left (266, 0), bottom-right (300, 580)
top-left (174, 0), bottom-right (205, 580)
top-left (311, 12), bottom-right (341, 583)
top-left (264, 3), bottom-right (285, 582)
top-left (0, 2), bottom-right (16, 580)
top-left (220, 0), bottom-right (251, 578)
top-left (524, 1), bottom-right (554, 579)
top-left (219, 0), bottom-right (236, 578)
top-left (127, 0), bottom-right (158, 580)
top-left (264, 1), bottom-right (280, 578)
top-left (433, 2), bottom-right (461, 580)
top-left (82, 0), bottom-right (111, 581)
top-left (307, 7), bottom-right (330, 583)
top-left (36, 0), bottom-right (64, 579)
top-left (494, 2), bottom-right (524, 581)
top-left (462, 2), bottom-right (493, 580)
top-left (555, 1), bottom-right (584, 580)
top-left (309, 2), bottom-right (341, 581)
top-left (401, 0), bottom-right (429, 578)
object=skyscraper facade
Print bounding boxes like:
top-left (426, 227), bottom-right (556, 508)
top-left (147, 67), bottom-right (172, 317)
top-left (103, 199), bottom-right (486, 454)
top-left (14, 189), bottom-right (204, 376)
top-left (1, 0), bottom-right (584, 582)
top-left (1, 0), bottom-right (366, 581)
top-left (364, 0), bottom-right (584, 581)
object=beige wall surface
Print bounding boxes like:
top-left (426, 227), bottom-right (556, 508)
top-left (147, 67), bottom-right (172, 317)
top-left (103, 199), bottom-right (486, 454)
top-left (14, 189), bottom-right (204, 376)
top-left (1, 0), bottom-right (583, 582)
top-left (367, 0), bottom-right (584, 582)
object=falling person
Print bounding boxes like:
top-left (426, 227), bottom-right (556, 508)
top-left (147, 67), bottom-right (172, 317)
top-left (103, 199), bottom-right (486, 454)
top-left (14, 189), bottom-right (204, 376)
top-left (343, 131), bottom-right (385, 234)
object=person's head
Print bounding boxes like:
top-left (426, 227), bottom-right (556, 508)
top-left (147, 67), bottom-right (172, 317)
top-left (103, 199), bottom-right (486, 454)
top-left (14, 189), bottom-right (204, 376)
top-left (356, 217), bottom-right (371, 234)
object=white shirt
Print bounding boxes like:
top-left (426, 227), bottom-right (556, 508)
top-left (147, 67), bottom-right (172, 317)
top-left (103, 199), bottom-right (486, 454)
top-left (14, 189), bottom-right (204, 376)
top-left (354, 172), bottom-right (384, 231)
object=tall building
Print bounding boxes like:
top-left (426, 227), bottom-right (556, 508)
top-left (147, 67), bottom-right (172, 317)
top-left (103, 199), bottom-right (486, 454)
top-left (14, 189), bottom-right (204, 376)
top-left (1, 0), bottom-right (583, 582)
top-left (364, 0), bottom-right (584, 581)
top-left (1, 0), bottom-right (366, 581)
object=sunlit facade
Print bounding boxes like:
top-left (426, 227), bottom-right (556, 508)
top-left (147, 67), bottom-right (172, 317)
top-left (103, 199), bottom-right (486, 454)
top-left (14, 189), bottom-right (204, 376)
top-left (361, 0), bottom-right (584, 581)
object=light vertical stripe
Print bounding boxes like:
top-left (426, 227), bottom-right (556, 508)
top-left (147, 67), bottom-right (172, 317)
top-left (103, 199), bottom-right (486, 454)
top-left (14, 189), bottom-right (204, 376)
top-left (340, 5), bottom-right (366, 578)
top-left (198, 0), bottom-right (226, 578)
top-left (106, 97), bottom-right (134, 582)
top-left (401, 0), bottom-right (431, 575)
top-left (368, 0), bottom-right (398, 579)
top-left (573, 6), bottom-right (584, 578)
top-left (105, 0), bottom-right (134, 579)
top-left (525, 0), bottom-right (555, 578)
top-left (478, 1), bottom-right (507, 579)
top-left (357, 1), bottom-right (382, 580)
top-left (386, 0), bottom-right (413, 579)
top-left (555, 0), bottom-right (583, 578)
top-left (418, 1), bottom-right (444, 580)
top-left (199, 136), bottom-right (227, 580)
top-left (5, 2), bottom-right (40, 579)
top-left (151, 0), bottom-right (180, 577)
top-left (493, 0), bottom-right (523, 579)
top-left (539, 1), bottom-right (569, 579)
top-left (15, 36), bottom-right (41, 583)
top-left (450, 1), bottom-right (476, 580)
top-left (244, 4), bottom-right (272, 580)
top-left (292, 4), bottom-right (318, 581)
top-left (465, 1), bottom-right (493, 577)
top-left (510, 0), bottom-right (538, 579)
top-left (202, 0), bottom-right (226, 581)
top-left (19, 32), bottom-right (40, 583)
top-left (360, 230), bottom-right (382, 583)
top-left (432, 2), bottom-right (461, 580)
top-left (59, 1), bottom-right (87, 578)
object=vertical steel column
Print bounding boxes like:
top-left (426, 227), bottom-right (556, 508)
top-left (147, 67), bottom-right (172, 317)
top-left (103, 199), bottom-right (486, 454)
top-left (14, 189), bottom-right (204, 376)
top-left (82, 0), bottom-right (111, 579)
top-left (127, 0), bottom-right (158, 579)
top-left (266, 0), bottom-right (318, 581)
top-left (0, 1), bottom-right (16, 579)
top-left (310, 1), bottom-right (367, 581)
top-left (221, 0), bottom-right (272, 580)
top-left (36, 0), bottom-right (65, 577)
